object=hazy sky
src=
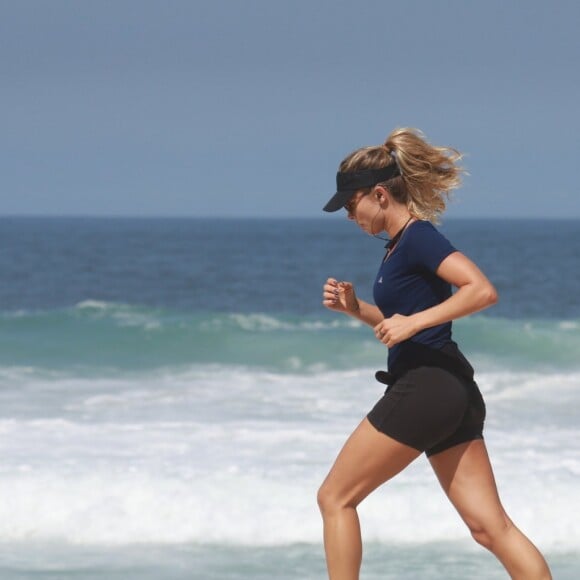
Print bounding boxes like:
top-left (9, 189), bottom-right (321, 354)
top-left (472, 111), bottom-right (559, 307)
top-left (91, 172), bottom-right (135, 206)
top-left (1, 0), bottom-right (579, 218)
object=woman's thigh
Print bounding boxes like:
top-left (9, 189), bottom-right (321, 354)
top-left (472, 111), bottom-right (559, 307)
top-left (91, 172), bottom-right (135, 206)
top-left (428, 439), bottom-right (508, 531)
top-left (319, 417), bottom-right (421, 509)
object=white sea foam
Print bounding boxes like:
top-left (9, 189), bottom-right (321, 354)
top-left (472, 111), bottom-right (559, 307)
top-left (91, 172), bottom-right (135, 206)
top-left (479, 370), bottom-right (580, 400)
top-left (0, 419), bottom-right (575, 550)
top-left (559, 320), bottom-right (579, 331)
top-left (75, 300), bottom-right (111, 310)
top-left (0, 364), bottom-right (577, 550)
top-left (74, 300), bottom-right (162, 330)
top-left (202, 313), bottom-right (363, 333)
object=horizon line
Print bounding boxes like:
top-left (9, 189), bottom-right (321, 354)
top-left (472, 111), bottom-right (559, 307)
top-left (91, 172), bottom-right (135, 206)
top-left (0, 214), bottom-right (578, 221)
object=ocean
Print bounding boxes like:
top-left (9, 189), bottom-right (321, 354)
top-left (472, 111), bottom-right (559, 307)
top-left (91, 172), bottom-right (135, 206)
top-left (0, 217), bottom-right (578, 579)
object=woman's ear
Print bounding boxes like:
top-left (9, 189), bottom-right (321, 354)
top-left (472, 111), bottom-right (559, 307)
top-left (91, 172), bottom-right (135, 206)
top-left (374, 185), bottom-right (389, 206)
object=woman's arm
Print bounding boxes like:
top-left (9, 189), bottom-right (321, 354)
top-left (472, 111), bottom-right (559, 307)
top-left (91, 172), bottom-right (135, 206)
top-left (323, 278), bottom-right (384, 327)
top-left (415, 251), bottom-right (498, 327)
top-left (373, 252), bottom-right (498, 347)
top-left (348, 297), bottom-right (385, 327)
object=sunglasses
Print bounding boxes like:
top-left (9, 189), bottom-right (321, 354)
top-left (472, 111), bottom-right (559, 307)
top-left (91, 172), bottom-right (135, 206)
top-left (344, 191), bottom-right (369, 216)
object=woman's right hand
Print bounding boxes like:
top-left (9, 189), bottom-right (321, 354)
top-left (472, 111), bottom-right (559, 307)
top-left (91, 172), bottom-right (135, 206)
top-left (322, 278), bottom-right (360, 315)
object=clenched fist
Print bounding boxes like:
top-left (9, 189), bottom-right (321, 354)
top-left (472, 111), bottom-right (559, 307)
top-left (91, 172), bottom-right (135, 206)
top-left (322, 278), bottom-right (360, 314)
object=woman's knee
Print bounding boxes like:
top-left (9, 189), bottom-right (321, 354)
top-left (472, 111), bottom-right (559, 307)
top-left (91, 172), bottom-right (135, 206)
top-left (316, 482), bottom-right (336, 515)
top-left (317, 481), bottom-right (356, 516)
top-left (467, 515), bottom-right (513, 551)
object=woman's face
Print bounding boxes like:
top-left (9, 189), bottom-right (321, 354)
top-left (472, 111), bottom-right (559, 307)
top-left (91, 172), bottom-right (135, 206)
top-left (345, 189), bottom-right (383, 234)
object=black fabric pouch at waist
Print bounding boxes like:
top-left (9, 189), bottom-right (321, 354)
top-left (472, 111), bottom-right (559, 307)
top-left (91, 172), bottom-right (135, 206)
top-left (375, 341), bottom-right (475, 387)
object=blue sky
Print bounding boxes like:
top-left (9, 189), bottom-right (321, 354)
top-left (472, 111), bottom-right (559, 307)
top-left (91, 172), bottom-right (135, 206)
top-left (1, 0), bottom-right (579, 218)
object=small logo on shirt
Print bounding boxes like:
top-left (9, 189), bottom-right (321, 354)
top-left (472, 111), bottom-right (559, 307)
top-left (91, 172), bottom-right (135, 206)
top-left (378, 276), bottom-right (383, 284)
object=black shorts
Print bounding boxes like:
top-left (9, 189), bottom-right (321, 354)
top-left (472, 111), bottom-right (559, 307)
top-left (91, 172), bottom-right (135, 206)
top-left (367, 365), bottom-right (486, 457)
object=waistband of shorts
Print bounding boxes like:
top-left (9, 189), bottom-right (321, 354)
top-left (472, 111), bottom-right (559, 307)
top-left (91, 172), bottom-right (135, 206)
top-left (375, 341), bottom-right (475, 387)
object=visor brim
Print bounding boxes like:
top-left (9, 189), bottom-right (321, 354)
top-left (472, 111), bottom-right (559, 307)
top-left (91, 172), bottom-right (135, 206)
top-left (322, 190), bottom-right (355, 212)
top-left (323, 164), bottom-right (400, 213)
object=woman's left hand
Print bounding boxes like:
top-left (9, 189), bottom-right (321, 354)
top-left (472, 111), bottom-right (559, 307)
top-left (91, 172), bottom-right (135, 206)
top-left (374, 314), bottom-right (419, 348)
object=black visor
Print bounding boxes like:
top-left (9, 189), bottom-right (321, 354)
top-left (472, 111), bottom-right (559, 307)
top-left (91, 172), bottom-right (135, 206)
top-left (322, 164), bottom-right (400, 212)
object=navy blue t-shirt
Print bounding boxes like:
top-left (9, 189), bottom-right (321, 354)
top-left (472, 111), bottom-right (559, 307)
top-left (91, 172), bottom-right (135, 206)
top-left (373, 220), bottom-right (458, 372)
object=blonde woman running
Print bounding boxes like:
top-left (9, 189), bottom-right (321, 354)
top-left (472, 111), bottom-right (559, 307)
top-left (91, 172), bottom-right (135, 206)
top-left (318, 128), bottom-right (551, 580)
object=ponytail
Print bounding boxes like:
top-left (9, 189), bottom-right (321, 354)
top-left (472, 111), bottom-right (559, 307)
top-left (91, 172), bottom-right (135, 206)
top-left (339, 128), bottom-right (465, 222)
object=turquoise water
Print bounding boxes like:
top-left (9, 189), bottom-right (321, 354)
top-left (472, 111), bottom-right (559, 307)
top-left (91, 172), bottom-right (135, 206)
top-left (0, 217), bottom-right (578, 578)
top-left (1, 543), bottom-right (579, 579)
top-left (2, 304), bottom-right (579, 372)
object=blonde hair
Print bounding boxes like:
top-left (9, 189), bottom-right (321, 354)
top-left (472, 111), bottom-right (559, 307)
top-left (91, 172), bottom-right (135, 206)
top-left (339, 128), bottom-right (465, 223)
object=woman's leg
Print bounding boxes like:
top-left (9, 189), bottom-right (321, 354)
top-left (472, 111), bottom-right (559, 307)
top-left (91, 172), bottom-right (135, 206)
top-left (317, 417), bottom-right (421, 580)
top-left (429, 439), bottom-right (552, 579)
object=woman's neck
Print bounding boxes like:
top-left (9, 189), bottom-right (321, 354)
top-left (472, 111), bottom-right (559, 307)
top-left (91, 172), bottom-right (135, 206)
top-left (385, 210), bottom-right (415, 239)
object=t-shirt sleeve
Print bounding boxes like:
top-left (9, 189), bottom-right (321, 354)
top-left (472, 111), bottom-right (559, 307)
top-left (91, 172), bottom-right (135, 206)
top-left (405, 221), bottom-right (457, 273)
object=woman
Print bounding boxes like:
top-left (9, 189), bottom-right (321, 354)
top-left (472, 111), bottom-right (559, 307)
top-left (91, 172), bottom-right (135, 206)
top-left (318, 128), bottom-right (551, 580)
